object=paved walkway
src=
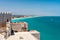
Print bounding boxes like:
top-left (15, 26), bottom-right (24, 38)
top-left (0, 32), bottom-right (38, 40)
top-left (0, 34), bottom-right (5, 40)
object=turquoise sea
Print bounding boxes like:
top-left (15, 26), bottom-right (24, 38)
top-left (11, 16), bottom-right (60, 40)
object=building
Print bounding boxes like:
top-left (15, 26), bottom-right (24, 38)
top-left (5, 22), bottom-right (40, 40)
top-left (6, 22), bottom-right (28, 32)
top-left (0, 12), bottom-right (40, 40)
top-left (0, 12), bottom-right (12, 27)
top-left (0, 12), bottom-right (29, 29)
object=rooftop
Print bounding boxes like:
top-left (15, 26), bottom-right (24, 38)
top-left (0, 32), bottom-right (39, 40)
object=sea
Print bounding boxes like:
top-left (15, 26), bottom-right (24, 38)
top-left (11, 16), bottom-right (60, 40)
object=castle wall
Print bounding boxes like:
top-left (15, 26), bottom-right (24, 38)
top-left (0, 12), bottom-right (12, 27)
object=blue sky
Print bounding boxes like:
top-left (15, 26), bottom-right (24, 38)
top-left (0, 0), bottom-right (60, 16)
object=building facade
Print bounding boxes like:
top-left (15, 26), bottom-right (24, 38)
top-left (0, 12), bottom-right (12, 27)
top-left (10, 22), bottom-right (28, 32)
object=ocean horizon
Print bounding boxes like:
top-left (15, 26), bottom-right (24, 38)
top-left (11, 16), bottom-right (60, 40)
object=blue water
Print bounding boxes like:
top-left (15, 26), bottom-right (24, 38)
top-left (11, 16), bottom-right (60, 40)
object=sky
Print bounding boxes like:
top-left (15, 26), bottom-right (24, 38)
top-left (0, 0), bottom-right (60, 16)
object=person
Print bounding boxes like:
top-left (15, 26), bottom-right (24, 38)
top-left (11, 27), bottom-right (14, 35)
